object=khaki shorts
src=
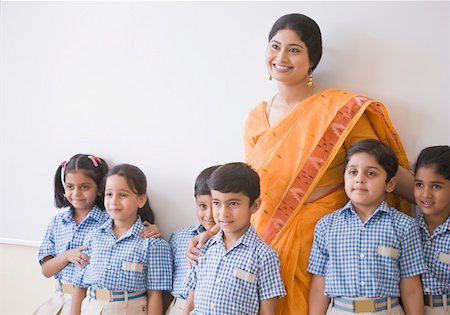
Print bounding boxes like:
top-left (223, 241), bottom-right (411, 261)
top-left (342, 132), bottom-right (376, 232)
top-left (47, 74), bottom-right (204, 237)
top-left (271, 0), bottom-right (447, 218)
top-left (33, 291), bottom-right (72, 315)
top-left (81, 295), bottom-right (147, 315)
top-left (165, 298), bottom-right (186, 315)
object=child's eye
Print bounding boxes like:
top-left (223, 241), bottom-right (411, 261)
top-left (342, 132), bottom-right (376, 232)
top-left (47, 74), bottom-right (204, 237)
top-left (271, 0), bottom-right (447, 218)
top-left (368, 171), bottom-right (377, 177)
top-left (432, 184), bottom-right (442, 190)
top-left (65, 184), bottom-right (73, 190)
top-left (347, 170), bottom-right (357, 176)
top-left (120, 193), bottom-right (127, 198)
top-left (198, 204), bottom-right (207, 210)
top-left (105, 192), bottom-right (112, 197)
top-left (212, 201), bottom-right (219, 206)
top-left (229, 202), bottom-right (239, 207)
top-left (414, 182), bottom-right (423, 189)
top-left (81, 185), bottom-right (90, 190)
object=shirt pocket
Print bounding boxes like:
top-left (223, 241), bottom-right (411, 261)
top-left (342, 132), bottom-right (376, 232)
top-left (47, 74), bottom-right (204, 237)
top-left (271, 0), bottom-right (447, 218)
top-left (121, 254), bottom-right (146, 291)
top-left (375, 245), bottom-right (400, 281)
top-left (434, 251), bottom-right (450, 284)
top-left (225, 268), bottom-right (259, 315)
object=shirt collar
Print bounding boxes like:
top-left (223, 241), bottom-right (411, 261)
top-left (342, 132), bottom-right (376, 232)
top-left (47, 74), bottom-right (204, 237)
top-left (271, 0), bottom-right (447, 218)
top-left (100, 217), bottom-right (144, 241)
top-left (61, 205), bottom-right (105, 225)
top-left (416, 213), bottom-right (450, 234)
top-left (194, 224), bottom-right (206, 235)
top-left (339, 200), bottom-right (391, 217)
top-left (210, 225), bottom-right (257, 250)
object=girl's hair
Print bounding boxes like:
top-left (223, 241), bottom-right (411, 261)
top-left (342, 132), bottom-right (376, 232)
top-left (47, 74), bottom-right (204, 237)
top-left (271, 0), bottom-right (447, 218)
top-left (344, 139), bottom-right (398, 182)
top-left (54, 154), bottom-right (109, 209)
top-left (414, 145), bottom-right (450, 180)
top-left (105, 163), bottom-right (155, 224)
top-left (268, 13), bottom-right (323, 71)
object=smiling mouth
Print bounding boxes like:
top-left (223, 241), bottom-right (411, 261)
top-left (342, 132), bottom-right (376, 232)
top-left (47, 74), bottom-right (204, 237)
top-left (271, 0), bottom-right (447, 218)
top-left (273, 64), bottom-right (292, 71)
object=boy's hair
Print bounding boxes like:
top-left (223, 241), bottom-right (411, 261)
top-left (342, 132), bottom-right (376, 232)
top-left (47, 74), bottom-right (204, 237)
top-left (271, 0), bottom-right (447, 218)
top-left (105, 163), bottom-right (155, 224)
top-left (414, 145), bottom-right (450, 180)
top-left (54, 154), bottom-right (109, 209)
top-left (207, 162), bottom-right (260, 206)
top-left (194, 165), bottom-right (221, 197)
top-left (344, 139), bottom-right (398, 182)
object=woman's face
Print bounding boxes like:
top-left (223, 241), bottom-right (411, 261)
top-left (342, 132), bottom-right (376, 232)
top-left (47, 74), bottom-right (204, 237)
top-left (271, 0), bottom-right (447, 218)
top-left (266, 29), bottom-right (312, 85)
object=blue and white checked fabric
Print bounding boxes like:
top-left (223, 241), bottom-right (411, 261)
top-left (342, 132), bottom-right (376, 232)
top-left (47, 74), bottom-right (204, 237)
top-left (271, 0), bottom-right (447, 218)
top-left (416, 214), bottom-right (450, 295)
top-left (73, 217), bottom-right (173, 292)
top-left (185, 226), bottom-right (286, 315)
top-left (38, 206), bottom-right (108, 283)
top-left (169, 224), bottom-right (205, 299)
top-left (308, 201), bottom-right (425, 298)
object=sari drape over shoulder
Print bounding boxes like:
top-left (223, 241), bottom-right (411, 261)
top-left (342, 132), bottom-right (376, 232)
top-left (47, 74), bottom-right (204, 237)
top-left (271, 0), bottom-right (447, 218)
top-left (244, 88), bottom-right (410, 315)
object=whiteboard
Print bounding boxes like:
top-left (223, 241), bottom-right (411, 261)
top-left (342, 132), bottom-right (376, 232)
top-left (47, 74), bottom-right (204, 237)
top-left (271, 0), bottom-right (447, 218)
top-left (1, 1), bottom-right (449, 244)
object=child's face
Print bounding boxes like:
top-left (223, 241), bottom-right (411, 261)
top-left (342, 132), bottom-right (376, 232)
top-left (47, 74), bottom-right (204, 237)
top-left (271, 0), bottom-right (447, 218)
top-left (104, 175), bottom-right (147, 225)
top-left (344, 152), bottom-right (396, 214)
top-left (64, 171), bottom-right (99, 212)
top-left (414, 166), bottom-right (450, 221)
top-left (195, 194), bottom-right (215, 231)
top-left (211, 190), bottom-right (260, 239)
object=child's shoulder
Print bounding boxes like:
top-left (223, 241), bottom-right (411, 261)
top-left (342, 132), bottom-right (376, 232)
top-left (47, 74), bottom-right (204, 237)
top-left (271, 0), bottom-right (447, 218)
top-left (388, 206), bottom-right (416, 226)
top-left (243, 227), bottom-right (280, 260)
top-left (171, 224), bottom-right (199, 239)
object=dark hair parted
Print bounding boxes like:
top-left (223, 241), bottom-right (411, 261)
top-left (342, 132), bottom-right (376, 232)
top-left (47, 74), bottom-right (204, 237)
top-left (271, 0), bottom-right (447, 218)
top-left (269, 13), bottom-right (322, 71)
top-left (194, 165), bottom-right (221, 197)
top-left (414, 145), bottom-right (450, 180)
top-left (105, 164), bottom-right (155, 224)
top-left (207, 162), bottom-right (260, 206)
top-left (345, 139), bottom-right (398, 182)
top-left (54, 154), bottom-right (109, 209)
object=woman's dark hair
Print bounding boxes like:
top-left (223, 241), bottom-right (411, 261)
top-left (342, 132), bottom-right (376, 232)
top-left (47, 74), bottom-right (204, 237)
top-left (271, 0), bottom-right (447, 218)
top-left (54, 154), bottom-right (109, 209)
top-left (194, 165), bottom-right (221, 197)
top-left (105, 163), bottom-right (155, 224)
top-left (268, 13), bottom-right (322, 71)
top-left (344, 139), bottom-right (398, 182)
top-left (207, 162), bottom-right (260, 206)
top-left (414, 145), bottom-right (450, 180)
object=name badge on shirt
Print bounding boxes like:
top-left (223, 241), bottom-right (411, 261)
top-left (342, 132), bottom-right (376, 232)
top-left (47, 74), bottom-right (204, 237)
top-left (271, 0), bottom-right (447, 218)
top-left (122, 261), bottom-right (143, 272)
top-left (438, 252), bottom-right (450, 265)
top-left (233, 268), bottom-right (256, 283)
top-left (377, 246), bottom-right (399, 259)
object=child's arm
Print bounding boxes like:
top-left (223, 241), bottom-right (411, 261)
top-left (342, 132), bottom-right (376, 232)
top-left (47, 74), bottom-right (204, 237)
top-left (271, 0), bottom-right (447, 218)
top-left (70, 286), bottom-right (87, 315)
top-left (140, 222), bottom-right (161, 238)
top-left (259, 297), bottom-right (277, 315)
top-left (400, 275), bottom-right (424, 315)
top-left (41, 246), bottom-right (89, 277)
top-left (183, 289), bottom-right (195, 315)
top-left (146, 290), bottom-right (163, 315)
top-left (308, 275), bottom-right (330, 315)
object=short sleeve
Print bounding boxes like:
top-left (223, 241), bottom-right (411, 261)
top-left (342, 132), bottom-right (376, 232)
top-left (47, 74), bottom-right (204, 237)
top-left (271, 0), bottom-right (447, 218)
top-left (399, 221), bottom-right (425, 278)
top-left (38, 216), bottom-right (57, 265)
top-left (258, 250), bottom-right (286, 300)
top-left (147, 240), bottom-right (173, 291)
top-left (184, 264), bottom-right (197, 290)
top-left (307, 217), bottom-right (330, 276)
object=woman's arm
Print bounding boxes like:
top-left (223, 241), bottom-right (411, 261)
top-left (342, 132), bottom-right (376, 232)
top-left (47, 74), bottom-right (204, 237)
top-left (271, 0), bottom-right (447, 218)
top-left (394, 166), bottom-right (415, 204)
top-left (400, 275), bottom-right (424, 315)
top-left (70, 287), bottom-right (87, 315)
top-left (308, 275), bottom-right (330, 315)
top-left (146, 290), bottom-right (163, 315)
top-left (41, 246), bottom-right (89, 277)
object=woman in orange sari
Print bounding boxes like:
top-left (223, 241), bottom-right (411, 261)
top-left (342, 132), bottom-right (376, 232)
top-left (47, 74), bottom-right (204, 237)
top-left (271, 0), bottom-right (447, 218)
top-left (188, 13), bottom-right (415, 315)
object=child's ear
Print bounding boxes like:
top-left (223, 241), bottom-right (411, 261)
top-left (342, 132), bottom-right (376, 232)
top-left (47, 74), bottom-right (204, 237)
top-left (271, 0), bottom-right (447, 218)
top-left (250, 198), bottom-right (262, 214)
top-left (138, 194), bottom-right (148, 209)
top-left (386, 176), bottom-right (397, 193)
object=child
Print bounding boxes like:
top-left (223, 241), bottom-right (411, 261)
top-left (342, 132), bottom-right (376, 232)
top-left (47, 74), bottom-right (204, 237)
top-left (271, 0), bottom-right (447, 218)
top-left (413, 146), bottom-right (450, 315)
top-left (71, 163), bottom-right (173, 315)
top-left (34, 155), bottom-right (160, 315)
top-left (184, 162), bottom-right (286, 315)
top-left (166, 165), bottom-right (220, 315)
top-left (34, 154), bottom-right (110, 315)
top-left (308, 139), bottom-right (425, 315)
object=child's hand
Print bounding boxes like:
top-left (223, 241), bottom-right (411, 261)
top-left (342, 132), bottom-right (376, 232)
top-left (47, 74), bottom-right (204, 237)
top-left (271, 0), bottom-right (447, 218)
top-left (186, 231), bottom-right (214, 267)
top-left (140, 222), bottom-right (161, 238)
top-left (64, 246), bottom-right (89, 268)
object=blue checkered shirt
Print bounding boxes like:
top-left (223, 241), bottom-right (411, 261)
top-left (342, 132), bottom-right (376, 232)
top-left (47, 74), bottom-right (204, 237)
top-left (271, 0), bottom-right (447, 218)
top-left (308, 201), bottom-right (425, 297)
top-left (73, 217), bottom-right (173, 292)
top-left (416, 214), bottom-right (450, 295)
top-left (38, 206), bottom-right (108, 283)
top-left (185, 226), bottom-right (286, 315)
top-left (169, 224), bottom-right (205, 299)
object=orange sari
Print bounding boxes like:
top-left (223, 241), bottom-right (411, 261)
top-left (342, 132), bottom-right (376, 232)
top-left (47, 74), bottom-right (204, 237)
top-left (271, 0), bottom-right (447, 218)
top-left (244, 88), bottom-right (410, 315)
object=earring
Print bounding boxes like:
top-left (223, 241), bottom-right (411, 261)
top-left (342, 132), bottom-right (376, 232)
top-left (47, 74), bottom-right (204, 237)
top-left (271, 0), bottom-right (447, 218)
top-left (268, 73), bottom-right (272, 81)
top-left (306, 69), bottom-right (313, 87)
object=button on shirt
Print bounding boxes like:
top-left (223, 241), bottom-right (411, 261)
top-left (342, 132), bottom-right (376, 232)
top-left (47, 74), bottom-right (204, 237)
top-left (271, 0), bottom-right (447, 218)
top-left (416, 214), bottom-right (450, 295)
top-left (169, 224), bottom-right (205, 299)
top-left (185, 226), bottom-right (286, 315)
top-left (308, 201), bottom-right (425, 297)
top-left (73, 217), bottom-right (173, 292)
top-left (38, 206), bottom-right (108, 283)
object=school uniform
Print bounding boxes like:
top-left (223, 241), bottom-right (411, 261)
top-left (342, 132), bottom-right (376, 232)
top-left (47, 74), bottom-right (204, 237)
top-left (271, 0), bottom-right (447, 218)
top-left (308, 201), bottom-right (425, 314)
top-left (416, 214), bottom-right (450, 315)
top-left (73, 217), bottom-right (173, 314)
top-left (185, 226), bottom-right (286, 315)
top-left (33, 206), bottom-right (108, 315)
top-left (166, 224), bottom-right (205, 315)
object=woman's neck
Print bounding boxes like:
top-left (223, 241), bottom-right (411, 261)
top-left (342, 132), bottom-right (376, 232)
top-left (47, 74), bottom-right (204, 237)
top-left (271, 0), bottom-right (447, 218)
top-left (276, 82), bottom-right (315, 108)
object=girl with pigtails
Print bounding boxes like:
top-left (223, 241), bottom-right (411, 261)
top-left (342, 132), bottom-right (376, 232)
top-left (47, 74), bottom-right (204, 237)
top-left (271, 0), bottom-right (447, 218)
top-left (34, 154), bottom-right (159, 315)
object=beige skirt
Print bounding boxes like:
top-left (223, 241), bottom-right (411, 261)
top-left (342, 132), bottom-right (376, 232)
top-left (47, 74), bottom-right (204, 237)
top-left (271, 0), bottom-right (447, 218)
top-left (32, 291), bottom-right (72, 315)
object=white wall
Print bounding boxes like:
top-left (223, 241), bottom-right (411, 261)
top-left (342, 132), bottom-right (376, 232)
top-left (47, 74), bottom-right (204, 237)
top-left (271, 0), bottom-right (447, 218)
top-left (1, 1), bottom-right (449, 243)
